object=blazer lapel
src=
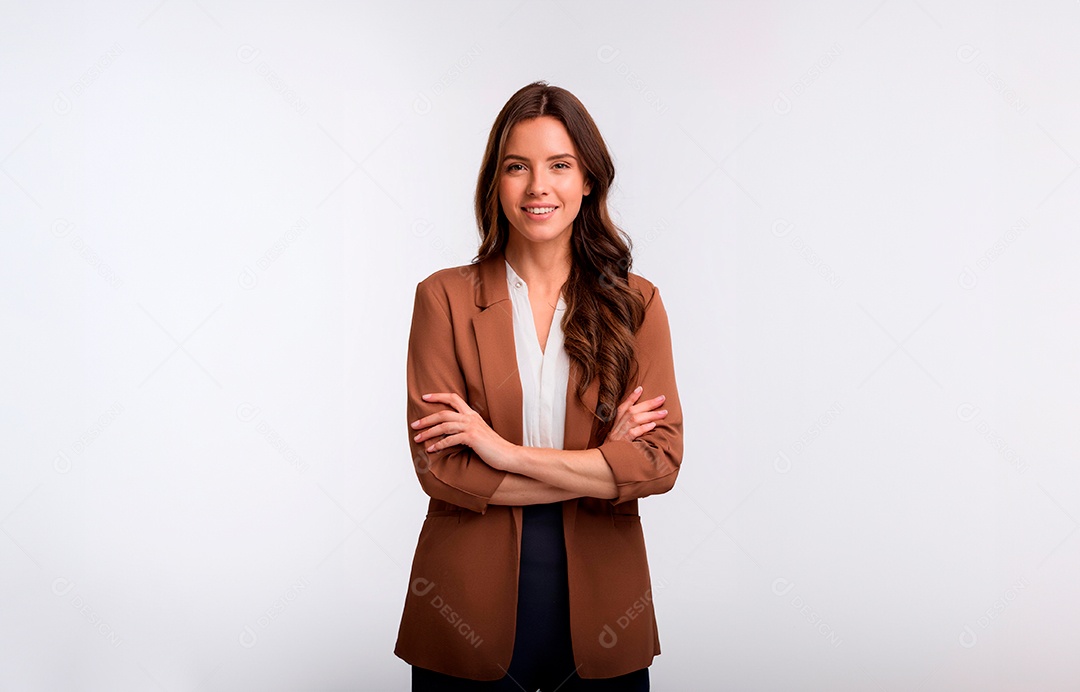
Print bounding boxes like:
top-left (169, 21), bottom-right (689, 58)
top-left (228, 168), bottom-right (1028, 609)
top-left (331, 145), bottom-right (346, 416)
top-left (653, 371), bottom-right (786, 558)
top-left (472, 250), bottom-right (524, 447)
top-left (471, 248), bottom-right (600, 451)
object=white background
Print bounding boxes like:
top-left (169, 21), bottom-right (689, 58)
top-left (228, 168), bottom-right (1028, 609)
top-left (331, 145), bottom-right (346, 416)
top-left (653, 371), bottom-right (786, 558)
top-left (2, 1), bottom-right (1079, 690)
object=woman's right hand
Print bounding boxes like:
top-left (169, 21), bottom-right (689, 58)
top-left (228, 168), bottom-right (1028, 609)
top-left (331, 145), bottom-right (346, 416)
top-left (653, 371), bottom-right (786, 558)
top-left (604, 385), bottom-right (668, 444)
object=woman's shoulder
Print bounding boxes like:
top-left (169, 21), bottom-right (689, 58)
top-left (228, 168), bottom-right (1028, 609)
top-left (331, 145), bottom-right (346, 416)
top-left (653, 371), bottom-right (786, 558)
top-left (418, 262), bottom-right (478, 286)
top-left (627, 270), bottom-right (659, 302)
top-left (414, 261), bottom-right (486, 301)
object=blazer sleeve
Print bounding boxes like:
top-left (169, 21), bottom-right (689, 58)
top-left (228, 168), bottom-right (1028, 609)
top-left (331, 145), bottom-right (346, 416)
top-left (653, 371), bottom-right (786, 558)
top-left (405, 279), bottom-right (508, 514)
top-left (595, 284), bottom-right (684, 505)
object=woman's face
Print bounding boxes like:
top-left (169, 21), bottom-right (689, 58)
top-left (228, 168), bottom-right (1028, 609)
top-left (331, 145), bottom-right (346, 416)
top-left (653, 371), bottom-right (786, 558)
top-left (498, 115), bottom-right (592, 250)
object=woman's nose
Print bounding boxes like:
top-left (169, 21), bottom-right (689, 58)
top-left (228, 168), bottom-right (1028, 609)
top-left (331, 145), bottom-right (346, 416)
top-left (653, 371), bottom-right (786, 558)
top-left (526, 172), bottom-right (549, 196)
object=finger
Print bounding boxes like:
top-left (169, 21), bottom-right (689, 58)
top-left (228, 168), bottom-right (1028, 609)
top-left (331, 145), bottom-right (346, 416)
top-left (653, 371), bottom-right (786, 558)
top-left (427, 432), bottom-right (464, 453)
top-left (616, 386), bottom-right (643, 413)
top-left (422, 392), bottom-right (473, 415)
top-left (421, 392), bottom-right (458, 409)
top-left (634, 409), bottom-right (667, 424)
top-left (413, 420), bottom-right (455, 444)
top-left (410, 410), bottom-right (449, 430)
top-left (622, 386), bottom-right (643, 410)
top-left (628, 394), bottom-right (666, 415)
top-left (630, 411), bottom-right (668, 430)
top-left (627, 421), bottom-right (657, 439)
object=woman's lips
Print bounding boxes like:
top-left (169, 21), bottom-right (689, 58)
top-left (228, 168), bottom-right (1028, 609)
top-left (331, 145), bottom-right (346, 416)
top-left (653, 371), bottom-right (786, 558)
top-left (522, 206), bottom-right (557, 220)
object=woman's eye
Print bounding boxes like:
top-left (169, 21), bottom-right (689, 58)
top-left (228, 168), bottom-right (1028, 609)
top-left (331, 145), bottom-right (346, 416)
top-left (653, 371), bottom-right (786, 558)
top-left (553, 162), bottom-right (570, 169)
top-left (506, 163), bottom-right (525, 172)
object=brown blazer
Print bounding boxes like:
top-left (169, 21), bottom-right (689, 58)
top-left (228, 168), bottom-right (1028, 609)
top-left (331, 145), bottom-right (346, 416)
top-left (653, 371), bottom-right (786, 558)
top-left (394, 247), bottom-right (684, 680)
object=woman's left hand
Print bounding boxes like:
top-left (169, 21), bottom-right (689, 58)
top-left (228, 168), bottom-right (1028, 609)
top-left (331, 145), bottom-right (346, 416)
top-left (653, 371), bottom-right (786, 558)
top-left (411, 392), bottom-right (518, 472)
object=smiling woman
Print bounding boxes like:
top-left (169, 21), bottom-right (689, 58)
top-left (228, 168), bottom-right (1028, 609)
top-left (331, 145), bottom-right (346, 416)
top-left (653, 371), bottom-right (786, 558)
top-left (395, 81), bottom-right (683, 691)
top-left (498, 118), bottom-right (593, 249)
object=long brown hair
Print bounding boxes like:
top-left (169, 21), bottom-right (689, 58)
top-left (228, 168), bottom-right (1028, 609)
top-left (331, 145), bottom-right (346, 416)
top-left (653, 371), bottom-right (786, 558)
top-left (473, 80), bottom-right (645, 438)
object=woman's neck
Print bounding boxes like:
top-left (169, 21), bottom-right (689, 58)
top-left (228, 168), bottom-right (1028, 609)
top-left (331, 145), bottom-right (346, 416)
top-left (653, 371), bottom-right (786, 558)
top-left (504, 238), bottom-right (571, 295)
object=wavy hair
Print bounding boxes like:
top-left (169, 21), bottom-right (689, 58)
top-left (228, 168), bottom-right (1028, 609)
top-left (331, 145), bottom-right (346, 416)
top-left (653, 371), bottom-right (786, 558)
top-left (472, 80), bottom-right (645, 438)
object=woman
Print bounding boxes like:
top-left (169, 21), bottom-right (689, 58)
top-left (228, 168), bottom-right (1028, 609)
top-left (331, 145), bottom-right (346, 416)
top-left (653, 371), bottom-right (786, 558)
top-left (395, 81), bottom-right (683, 690)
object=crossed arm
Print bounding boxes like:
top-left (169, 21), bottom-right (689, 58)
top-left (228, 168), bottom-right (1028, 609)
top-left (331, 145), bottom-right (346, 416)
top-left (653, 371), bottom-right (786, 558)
top-left (492, 447), bottom-right (620, 505)
top-left (412, 390), bottom-right (664, 505)
top-left (405, 279), bottom-right (683, 514)
top-left (488, 472), bottom-right (584, 505)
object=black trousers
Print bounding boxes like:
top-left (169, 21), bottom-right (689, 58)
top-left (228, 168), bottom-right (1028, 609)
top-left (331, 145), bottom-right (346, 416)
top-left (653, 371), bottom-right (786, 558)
top-left (412, 502), bottom-right (650, 691)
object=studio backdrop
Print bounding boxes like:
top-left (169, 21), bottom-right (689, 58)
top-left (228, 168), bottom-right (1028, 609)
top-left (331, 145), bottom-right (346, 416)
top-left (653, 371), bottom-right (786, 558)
top-left (2, 1), bottom-right (1078, 690)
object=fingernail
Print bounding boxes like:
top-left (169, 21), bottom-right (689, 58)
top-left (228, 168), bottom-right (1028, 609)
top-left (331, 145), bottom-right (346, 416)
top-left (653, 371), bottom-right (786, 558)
top-left (414, 433), bottom-right (421, 441)
top-left (635, 385), bottom-right (642, 392)
top-left (657, 394), bottom-right (665, 401)
top-left (422, 393), bottom-right (430, 399)
top-left (426, 445), bottom-right (434, 452)
top-left (659, 410), bottom-right (667, 415)
top-left (411, 420), bottom-right (419, 428)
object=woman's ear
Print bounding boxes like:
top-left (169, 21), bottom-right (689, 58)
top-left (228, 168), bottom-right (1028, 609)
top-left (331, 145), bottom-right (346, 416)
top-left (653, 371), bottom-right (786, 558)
top-left (584, 178), bottom-right (592, 196)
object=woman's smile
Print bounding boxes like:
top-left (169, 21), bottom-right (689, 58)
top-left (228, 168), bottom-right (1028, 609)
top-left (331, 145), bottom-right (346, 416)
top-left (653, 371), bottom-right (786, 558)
top-left (521, 205), bottom-right (558, 220)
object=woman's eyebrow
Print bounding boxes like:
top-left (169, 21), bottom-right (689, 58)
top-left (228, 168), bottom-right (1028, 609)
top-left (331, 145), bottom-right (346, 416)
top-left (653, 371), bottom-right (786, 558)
top-left (502, 153), bottom-right (578, 162)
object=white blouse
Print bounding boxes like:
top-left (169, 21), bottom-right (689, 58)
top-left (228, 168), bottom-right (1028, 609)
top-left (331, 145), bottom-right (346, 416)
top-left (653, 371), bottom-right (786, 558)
top-left (505, 259), bottom-right (570, 450)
